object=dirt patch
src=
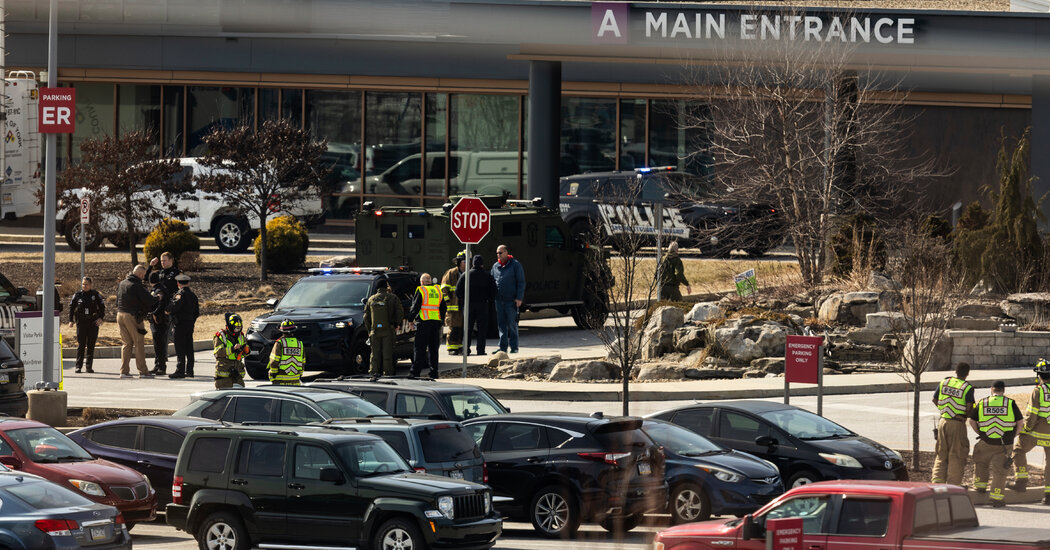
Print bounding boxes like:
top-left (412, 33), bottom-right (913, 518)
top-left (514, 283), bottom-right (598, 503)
top-left (65, 407), bottom-right (174, 428)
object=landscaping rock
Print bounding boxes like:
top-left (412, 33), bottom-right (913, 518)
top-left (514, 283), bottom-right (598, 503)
top-left (866, 312), bottom-right (907, 332)
top-left (902, 331), bottom-right (953, 372)
top-left (686, 302), bottom-right (723, 323)
top-left (496, 355), bottom-right (562, 376)
top-left (869, 271), bottom-right (901, 291)
top-left (646, 305), bottom-right (686, 333)
top-left (714, 317), bottom-right (790, 363)
top-left (674, 326), bottom-right (707, 353)
top-left (637, 363), bottom-right (689, 381)
top-left (847, 328), bottom-right (888, 346)
top-left (317, 255), bottom-right (357, 268)
top-left (819, 291), bottom-right (881, 326)
top-left (487, 351), bottom-right (509, 368)
top-left (1001, 293), bottom-right (1050, 325)
top-left (956, 303), bottom-right (1003, 318)
top-left (684, 366), bottom-right (746, 380)
top-left (749, 356), bottom-right (785, 375)
top-left (548, 360), bottom-right (618, 382)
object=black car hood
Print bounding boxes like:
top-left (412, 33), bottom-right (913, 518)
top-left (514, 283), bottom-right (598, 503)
top-left (670, 450), bottom-right (779, 478)
top-left (257, 307), bottom-right (362, 322)
top-left (360, 473), bottom-right (484, 496)
top-left (805, 435), bottom-right (899, 460)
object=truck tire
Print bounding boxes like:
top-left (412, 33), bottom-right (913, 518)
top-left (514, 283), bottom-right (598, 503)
top-left (64, 220), bottom-right (103, 251)
top-left (374, 518), bottom-right (425, 550)
top-left (213, 216), bottom-right (251, 253)
top-left (245, 362), bottom-right (269, 381)
top-left (197, 511), bottom-right (248, 550)
top-left (530, 485), bottom-right (580, 539)
top-left (670, 482), bottom-right (711, 524)
top-left (571, 288), bottom-right (608, 330)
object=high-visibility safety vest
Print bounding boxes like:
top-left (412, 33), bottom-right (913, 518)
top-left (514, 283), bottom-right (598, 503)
top-left (441, 284), bottom-right (459, 312)
top-left (215, 331), bottom-right (248, 362)
top-left (936, 377), bottom-right (972, 419)
top-left (269, 336), bottom-right (304, 385)
top-left (976, 395), bottom-right (1017, 440)
top-left (1028, 384), bottom-right (1050, 420)
top-left (417, 285), bottom-right (442, 321)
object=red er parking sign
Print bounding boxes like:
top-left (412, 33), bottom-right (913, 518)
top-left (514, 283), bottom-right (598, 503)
top-left (38, 87), bottom-right (76, 134)
top-left (450, 197), bottom-right (491, 244)
top-left (785, 335), bottom-right (823, 384)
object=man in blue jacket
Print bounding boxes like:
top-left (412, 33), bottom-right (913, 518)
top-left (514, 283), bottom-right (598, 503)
top-left (490, 244), bottom-right (525, 353)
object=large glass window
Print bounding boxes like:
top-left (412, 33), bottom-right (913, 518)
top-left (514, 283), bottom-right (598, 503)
top-left (366, 91), bottom-right (423, 207)
top-left (449, 94), bottom-right (521, 198)
top-left (649, 99), bottom-right (713, 177)
top-left (162, 85), bottom-right (184, 157)
top-left (561, 97), bottom-right (616, 175)
top-left (185, 86), bottom-right (254, 156)
top-left (619, 99), bottom-right (647, 170)
top-left (260, 88), bottom-right (303, 128)
top-left (306, 90), bottom-right (362, 218)
top-left (117, 85), bottom-right (160, 147)
top-left (71, 83), bottom-right (115, 164)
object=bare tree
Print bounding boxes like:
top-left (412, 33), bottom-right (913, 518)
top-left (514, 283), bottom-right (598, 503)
top-left (56, 131), bottom-right (186, 265)
top-left (578, 177), bottom-right (669, 416)
top-left (886, 219), bottom-right (963, 471)
top-left (196, 119), bottom-right (327, 281)
top-left (677, 7), bottom-right (941, 284)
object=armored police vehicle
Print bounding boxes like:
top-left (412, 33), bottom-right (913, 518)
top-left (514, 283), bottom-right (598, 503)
top-left (559, 167), bottom-right (785, 257)
top-left (243, 267), bottom-right (419, 379)
top-left (354, 197), bottom-right (610, 329)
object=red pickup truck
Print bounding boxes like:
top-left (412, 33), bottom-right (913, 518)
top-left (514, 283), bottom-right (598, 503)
top-left (654, 480), bottom-right (1050, 550)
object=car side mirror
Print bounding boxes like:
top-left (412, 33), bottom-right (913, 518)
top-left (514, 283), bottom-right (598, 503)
top-left (740, 514), bottom-right (764, 540)
top-left (319, 467), bottom-right (344, 484)
top-left (0, 455), bottom-right (22, 469)
top-left (266, 298), bottom-right (278, 309)
top-left (755, 435), bottom-right (778, 448)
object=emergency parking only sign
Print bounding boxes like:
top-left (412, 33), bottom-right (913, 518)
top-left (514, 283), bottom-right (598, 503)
top-left (767, 517), bottom-right (804, 550)
top-left (38, 87), bottom-right (75, 134)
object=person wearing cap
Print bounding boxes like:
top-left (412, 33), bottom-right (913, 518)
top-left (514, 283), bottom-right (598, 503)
top-left (457, 255), bottom-right (497, 356)
top-left (1012, 358), bottom-right (1050, 502)
top-left (441, 252), bottom-right (467, 355)
top-left (931, 362), bottom-right (974, 485)
top-left (166, 274), bottom-right (199, 379)
top-left (363, 278), bottom-right (404, 377)
top-left (213, 313), bottom-right (250, 389)
top-left (968, 381), bottom-right (1023, 507)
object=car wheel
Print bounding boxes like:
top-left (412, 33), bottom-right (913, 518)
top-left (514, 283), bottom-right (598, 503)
top-left (350, 336), bottom-right (371, 375)
top-left (197, 511), bottom-right (248, 550)
top-left (375, 517), bottom-right (425, 550)
top-left (245, 362), bottom-right (269, 381)
top-left (670, 482), bottom-right (711, 524)
top-left (530, 485), bottom-right (580, 539)
top-left (569, 219), bottom-right (594, 241)
top-left (788, 470), bottom-right (820, 489)
top-left (599, 514), bottom-right (640, 533)
top-left (214, 216), bottom-right (250, 252)
top-left (64, 220), bottom-right (103, 251)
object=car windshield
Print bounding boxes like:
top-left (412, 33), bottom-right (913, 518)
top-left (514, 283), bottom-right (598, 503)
top-left (316, 396), bottom-right (388, 419)
top-left (440, 391), bottom-right (507, 420)
top-left (6, 479), bottom-right (94, 509)
top-left (642, 420), bottom-right (725, 456)
top-left (758, 409), bottom-right (853, 440)
top-left (335, 440), bottom-right (412, 477)
top-left (278, 279), bottom-right (372, 309)
top-left (7, 427), bottom-right (94, 463)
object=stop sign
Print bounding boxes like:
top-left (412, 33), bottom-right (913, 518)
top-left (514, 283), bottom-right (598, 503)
top-left (450, 197), bottom-right (491, 244)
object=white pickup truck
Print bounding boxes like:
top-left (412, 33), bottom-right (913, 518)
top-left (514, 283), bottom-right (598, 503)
top-left (56, 157), bottom-right (326, 252)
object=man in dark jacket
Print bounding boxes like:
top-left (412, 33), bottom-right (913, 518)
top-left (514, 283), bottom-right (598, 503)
top-left (68, 276), bottom-right (105, 374)
top-left (490, 244), bottom-right (525, 353)
top-left (116, 265), bottom-right (155, 378)
top-left (148, 272), bottom-right (171, 375)
top-left (166, 274), bottom-right (199, 379)
top-left (146, 252), bottom-right (180, 297)
top-left (457, 255), bottom-right (497, 356)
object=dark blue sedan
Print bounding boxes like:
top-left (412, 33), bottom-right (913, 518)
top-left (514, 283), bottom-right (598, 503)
top-left (67, 416), bottom-right (221, 505)
top-left (0, 470), bottom-right (131, 549)
top-left (641, 419), bottom-right (783, 524)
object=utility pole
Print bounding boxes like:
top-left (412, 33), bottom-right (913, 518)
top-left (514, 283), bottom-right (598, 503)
top-left (41, 0), bottom-right (58, 386)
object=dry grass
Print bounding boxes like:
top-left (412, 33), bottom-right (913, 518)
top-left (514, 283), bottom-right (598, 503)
top-left (610, 256), bottom-right (802, 299)
top-left (59, 307), bottom-right (272, 347)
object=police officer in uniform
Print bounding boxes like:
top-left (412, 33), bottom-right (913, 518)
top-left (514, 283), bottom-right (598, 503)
top-left (146, 252), bottom-right (180, 297)
top-left (410, 273), bottom-right (444, 379)
top-left (268, 320), bottom-right (305, 386)
top-left (968, 380), bottom-right (1023, 507)
top-left (213, 313), bottom-right (249, 389)
top-left (1012, 359), bottom-right (1050, 502)
top-left (148, 272), bottom-right (171, 375)
top-left (441, 252), bottom-right (466, 355)
top-left (932, 362), bottom-right (975, 486)
top-left (68, 277), bottom-right (105, 374)
top-left (363, 278), bottom-right (404, 378)
top-left (166, 274), bottom-right (199, 379)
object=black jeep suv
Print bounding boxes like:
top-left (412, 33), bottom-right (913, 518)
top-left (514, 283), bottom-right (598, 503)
top-left (244, 267), bottom-right (419, 379)
top-left (559, 167), bottom-right (785, 257)
top-left (309, 377), bottom-right (509, 421)
top-left (462, 412), bottom-right (667, 538)
top-left (167, 424), bottom-right (501, 550)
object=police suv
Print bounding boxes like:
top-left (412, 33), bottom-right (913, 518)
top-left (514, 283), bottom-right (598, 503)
top-left (244, 267), bottom-right (419, 379)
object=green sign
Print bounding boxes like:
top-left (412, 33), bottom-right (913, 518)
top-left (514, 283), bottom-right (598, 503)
top-left (734, 268), bottom-right (757, 297)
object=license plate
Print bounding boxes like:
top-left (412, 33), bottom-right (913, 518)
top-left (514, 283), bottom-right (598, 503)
top-left (0, 374), bottom-right (8, 384)
top-left (89, 526), bottom-right (107, 540)
top-left (450, 470), bottom-right (464, 479)
top-left (637, 462), bottom-right (652, 475)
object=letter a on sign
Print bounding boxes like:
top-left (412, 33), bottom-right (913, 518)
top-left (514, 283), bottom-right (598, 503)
top-left (38, 87), bottom-right (76, 134)
top-left (592, 2), bottom-right (628, 44)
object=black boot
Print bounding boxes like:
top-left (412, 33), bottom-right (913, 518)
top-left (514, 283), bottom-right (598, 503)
top-left (1044, 493), bottom-right (1050, 505)
top-left (1011, 478), bottom-right (1028, 492)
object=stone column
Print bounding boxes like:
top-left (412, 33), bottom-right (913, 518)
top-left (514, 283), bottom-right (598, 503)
top-left (527, 60), bottom-right (561, 210)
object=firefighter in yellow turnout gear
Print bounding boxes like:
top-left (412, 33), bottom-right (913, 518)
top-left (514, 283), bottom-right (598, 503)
top-left (931, 363), bottom-right (975, 485)
top-left (268, 319), bottom-right (305, 386)
top-left (1012, 359), bottom-right (1050, 503)
top-left (968, 381), bottom-right (1023, 507)
top-left (213, 313), bottom-right (250, 389)
top-left (442, 252), bottom-right (467, 355)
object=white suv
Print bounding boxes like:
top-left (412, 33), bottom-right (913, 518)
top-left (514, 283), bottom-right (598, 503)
top-left (57, 157), bottom-right (325, 252)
